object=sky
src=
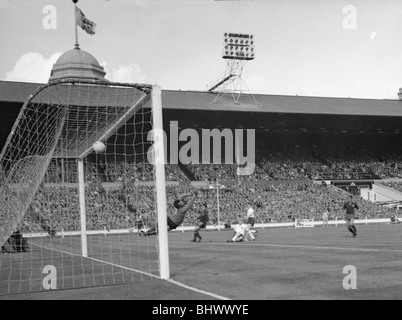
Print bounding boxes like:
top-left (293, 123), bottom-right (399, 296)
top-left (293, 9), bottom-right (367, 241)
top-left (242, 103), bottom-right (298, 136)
top-left (1, 0), bottom-right (402, 99)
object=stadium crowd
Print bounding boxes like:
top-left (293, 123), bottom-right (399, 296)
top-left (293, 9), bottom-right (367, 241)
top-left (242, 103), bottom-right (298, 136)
top-left (41, 149), bottom-right (402, 186)
top-left (44, 156), bottom-right (188, 184)
top-left (19, 179), bottom-right (396, 233)
top-left (4, 147), bottom-right (401, 234)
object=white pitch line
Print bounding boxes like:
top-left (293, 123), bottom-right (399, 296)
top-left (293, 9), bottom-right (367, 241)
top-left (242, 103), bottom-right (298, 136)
top-left (166, 279), bottom-right (230, 300)
top-left (204, 241), bottom-right (402, 253)
top-left (29, 242), bottom-right (229, 300)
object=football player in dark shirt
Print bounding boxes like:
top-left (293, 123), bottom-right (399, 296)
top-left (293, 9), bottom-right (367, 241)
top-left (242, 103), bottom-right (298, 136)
top-left (343, 195), bottom-right (359, 238)
top-left (190, 204), bottom-right (209, 243)
top-left (140, 190), bottom-right (198, 236)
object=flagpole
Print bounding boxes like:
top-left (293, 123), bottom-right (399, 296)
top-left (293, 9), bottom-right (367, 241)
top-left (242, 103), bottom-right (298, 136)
top-left (73, 0), bottom-right (79, 49)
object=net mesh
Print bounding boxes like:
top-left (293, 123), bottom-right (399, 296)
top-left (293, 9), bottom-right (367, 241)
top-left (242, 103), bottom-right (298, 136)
top-left (0, 79), bottom-right (162, 294)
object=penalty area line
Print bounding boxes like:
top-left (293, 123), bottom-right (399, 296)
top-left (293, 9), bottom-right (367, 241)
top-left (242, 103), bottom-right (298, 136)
top-left (208, 241), bottom-right (402, 253)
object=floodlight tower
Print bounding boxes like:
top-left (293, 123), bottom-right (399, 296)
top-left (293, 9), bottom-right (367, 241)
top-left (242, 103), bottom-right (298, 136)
top-left (207, 32), bottom-right (258, 105)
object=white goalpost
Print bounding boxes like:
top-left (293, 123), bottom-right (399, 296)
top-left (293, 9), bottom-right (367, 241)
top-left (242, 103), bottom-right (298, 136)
top-left (0, 79), bottom-right (169, 294)
top-left (77, 158), bottom-right (88, 258)
top-left (151, 86), bottom-right (170, 280)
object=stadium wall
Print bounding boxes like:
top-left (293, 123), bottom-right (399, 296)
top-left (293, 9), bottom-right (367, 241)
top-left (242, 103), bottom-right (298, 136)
top-left (21, 217), bottom-right (396, 239)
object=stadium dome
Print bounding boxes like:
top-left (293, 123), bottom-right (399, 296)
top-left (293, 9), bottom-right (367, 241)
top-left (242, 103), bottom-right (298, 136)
top-left (48, 47), bottom-right (106, 82)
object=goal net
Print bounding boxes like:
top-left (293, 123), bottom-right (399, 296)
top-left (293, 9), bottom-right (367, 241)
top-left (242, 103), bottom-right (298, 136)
top-left (0, 79), bottom-right (168, 295)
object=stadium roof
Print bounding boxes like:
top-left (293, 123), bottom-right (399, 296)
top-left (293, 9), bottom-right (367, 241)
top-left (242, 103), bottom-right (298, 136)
top-left (1, 80), bottom-right (402, 117)
top-left (162, 90), bottom-right (402, 117)
top-left (0, 81), bottom-right (41, 103)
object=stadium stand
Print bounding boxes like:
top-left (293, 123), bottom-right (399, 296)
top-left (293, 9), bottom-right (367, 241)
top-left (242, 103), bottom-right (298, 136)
top-left (2, 80), bottom-right (402, 235)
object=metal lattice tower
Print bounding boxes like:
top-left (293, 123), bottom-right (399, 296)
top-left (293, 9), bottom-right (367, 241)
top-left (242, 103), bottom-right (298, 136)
top-left (207, 32), bottom-right (258, 105)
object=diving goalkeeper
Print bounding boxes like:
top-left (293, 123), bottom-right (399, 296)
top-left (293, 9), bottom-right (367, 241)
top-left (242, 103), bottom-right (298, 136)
top-left (140, 190), bottom-right (198, 236)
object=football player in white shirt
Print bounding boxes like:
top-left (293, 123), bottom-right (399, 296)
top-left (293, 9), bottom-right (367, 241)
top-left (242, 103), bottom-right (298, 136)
top-left (245, 204), bottom-right (257, 241)
top-left (227, 219), bottom-right (247, 242)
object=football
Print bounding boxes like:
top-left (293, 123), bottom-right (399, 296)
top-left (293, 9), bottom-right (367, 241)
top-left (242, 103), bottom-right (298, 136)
top-left (93, 141), bottom-right (106, 153)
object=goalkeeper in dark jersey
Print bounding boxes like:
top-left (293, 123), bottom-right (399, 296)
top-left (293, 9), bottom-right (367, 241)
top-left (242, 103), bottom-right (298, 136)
top-left (343, 194), bottom-right (359, 238)
top-left (190, 204), bottom-right (209, 243)
top-left (140, 190), bottom-right (198, 236)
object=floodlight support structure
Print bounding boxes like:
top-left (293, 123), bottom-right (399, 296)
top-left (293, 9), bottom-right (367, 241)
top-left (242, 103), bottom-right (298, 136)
top-left (207, 32), bottom-right (258, 105)
top-left (208, 58), bottom-right (258, 105)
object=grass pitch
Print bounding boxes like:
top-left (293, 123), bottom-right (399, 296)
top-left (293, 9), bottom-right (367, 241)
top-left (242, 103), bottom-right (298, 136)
top-left (1, 223), bottom-right (401, 300)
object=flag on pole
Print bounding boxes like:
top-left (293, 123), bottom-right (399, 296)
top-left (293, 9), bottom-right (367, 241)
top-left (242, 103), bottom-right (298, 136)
top-left (75, 6), bottom-right (96, 35)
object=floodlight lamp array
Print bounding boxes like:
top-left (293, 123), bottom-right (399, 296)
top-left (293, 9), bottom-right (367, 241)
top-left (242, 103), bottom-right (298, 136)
top-left (222, 32), bottom-right (255, 60)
